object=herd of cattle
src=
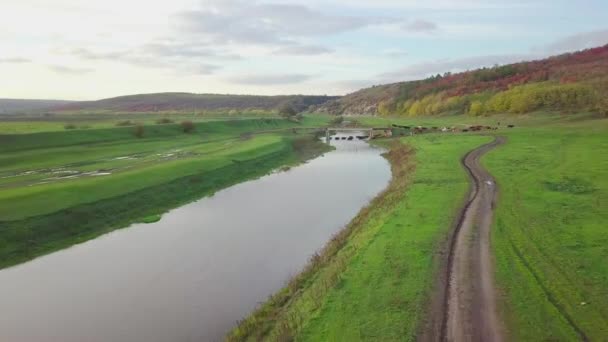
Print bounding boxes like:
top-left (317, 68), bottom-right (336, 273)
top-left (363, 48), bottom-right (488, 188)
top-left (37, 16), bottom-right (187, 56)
top-left (328, 123), bottom-right (515, 141)
top-left (391, 123), bottom-right (515, 134)
top-left (329, 135), bottom-right (369, 141)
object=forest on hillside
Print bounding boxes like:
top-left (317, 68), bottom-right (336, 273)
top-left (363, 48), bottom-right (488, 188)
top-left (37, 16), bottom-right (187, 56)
top-left (323, 45), bottom-right (608, 117)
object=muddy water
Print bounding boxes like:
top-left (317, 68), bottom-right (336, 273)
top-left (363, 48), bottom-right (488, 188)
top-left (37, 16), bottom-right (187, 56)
top-left (0, 134), bottom-right (391, 342)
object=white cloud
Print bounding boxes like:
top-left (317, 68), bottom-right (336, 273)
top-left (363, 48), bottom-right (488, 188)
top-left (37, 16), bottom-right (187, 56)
top-left (227, 73), bottom-right (314, 85)
top-left (0, 57), bottom-right (31, 64)
top-left (543, 29), bottom-right (608, 53)
top-left (404, 20), bottom-right (438, 33)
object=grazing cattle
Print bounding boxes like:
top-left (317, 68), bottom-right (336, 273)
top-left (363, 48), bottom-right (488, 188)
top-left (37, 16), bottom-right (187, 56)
top-left (348, 136), bottom-right (354, 140)
top-left (462, 129), bottom-right (469, 132)
top-left (508, 124), bottom-right (515, 128)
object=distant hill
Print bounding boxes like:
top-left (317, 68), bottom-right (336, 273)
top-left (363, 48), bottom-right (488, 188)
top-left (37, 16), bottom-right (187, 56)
top-left (316, 45), bottom-right (608, 116)
top-left (0, 99), bottom-right (73, 114)
top-left (53, 93), bottom-right (339, 113)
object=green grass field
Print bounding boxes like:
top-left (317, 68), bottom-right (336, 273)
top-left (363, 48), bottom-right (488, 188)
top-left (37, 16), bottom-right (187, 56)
top-left (0, 116), bottom-right (331, 269)
top-left (483, 118), bottom-right (608, 340)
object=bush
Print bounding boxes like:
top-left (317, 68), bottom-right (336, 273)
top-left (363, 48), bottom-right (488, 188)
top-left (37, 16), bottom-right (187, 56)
top-left (116, 120), bottom-right (135, 127)
top-left (278, 104), bottom-right (297, 119)
top-left (156, 118), bottom-right (174, 124)
top-left (330, 116), bottom-right (344, 125)
top-left (180, 121), bottom-right (195, 133)
top-left (133, 124), bottom-right (145, 138)
top-left (64, 123), bottom-right (77, 130)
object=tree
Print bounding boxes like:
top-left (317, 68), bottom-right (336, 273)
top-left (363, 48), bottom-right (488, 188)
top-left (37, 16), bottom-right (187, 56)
top-left (468, 101), bottom-right (484, 116)
top-left (598, 97), bottom-right (608, 118)
top-left (133, 124), bottom-right (145, 138)
top-left (180, 121), bottom-right (195, 133)
top-left (278, 104), bottom-right (297, 119)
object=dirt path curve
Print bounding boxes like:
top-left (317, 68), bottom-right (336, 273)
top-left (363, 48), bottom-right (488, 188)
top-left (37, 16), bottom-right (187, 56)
top-left (444, 136), bottom-right (506, 342)
top-left (422, 136), bottom-right (506, 342)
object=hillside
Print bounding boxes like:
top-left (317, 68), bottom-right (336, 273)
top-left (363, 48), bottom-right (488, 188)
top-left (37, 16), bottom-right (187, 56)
top-left (53, 93), bottom-right (338, 113)
top-left (317, 45), bottom-right (608, 116)
top-left (0, 99), bottom-right (73, 115)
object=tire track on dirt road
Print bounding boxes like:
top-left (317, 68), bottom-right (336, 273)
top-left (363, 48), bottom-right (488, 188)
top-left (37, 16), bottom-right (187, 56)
top-left (422, 136), bottom-right (506, 342)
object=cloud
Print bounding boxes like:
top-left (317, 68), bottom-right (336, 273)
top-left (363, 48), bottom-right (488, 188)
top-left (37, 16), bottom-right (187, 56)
top-left (382, 48), bottom-right (409, 58)
top-left (176, 0), bottom-right (392, 47)
top-left (380, 54), bottom-right (532, 81)
top-left (48, 65), bottom-right (94, 75)
top-left (543, 29), bottom-right (608, 53)
top-left (273, 45), bottom-right (333, 55)
top-left (140, 41), bottom-right (241, 60)
top-left (0, 57), bottom-right (31, 64)
top-left (69, 46), bottom-right (222, 75)
top-left (403, 19), bottom-right (438, 33)
top-left (227, 73), bottom-right (313, 85)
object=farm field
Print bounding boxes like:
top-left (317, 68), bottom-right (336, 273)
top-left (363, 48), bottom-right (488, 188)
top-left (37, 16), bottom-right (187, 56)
top-left (0, 117), bottom-right (331, 269)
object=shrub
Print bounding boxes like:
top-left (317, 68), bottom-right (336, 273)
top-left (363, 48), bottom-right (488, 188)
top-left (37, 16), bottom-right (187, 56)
top-left (180, 121), bottom-right (195, 133)
top-left (156, 118), bottom-right (174, 124)
top-left (64, 123), bottom-right (77, 130)
top-left (133, 124), bottom-right (145, 138)
top-left (278, 104), bottom-right (297, 119)
top-left (116, 120), bottom-right (135, 127)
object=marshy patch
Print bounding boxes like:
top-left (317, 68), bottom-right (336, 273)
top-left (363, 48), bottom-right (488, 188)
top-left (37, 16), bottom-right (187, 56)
top-left (543, 177), bottom-right (596, 194)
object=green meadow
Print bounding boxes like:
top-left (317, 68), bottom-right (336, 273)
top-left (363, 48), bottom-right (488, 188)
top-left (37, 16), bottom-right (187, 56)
top-left (483, 118), bottom-right (608, 340)
top-left (0, 117), bottom-right (331, 269)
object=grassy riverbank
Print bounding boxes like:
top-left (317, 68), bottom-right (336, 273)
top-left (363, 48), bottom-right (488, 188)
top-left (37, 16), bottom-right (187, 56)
top-left (0, 118), bottom-right (330, 269)
top-left (228, 134), bottom-right (491, 341)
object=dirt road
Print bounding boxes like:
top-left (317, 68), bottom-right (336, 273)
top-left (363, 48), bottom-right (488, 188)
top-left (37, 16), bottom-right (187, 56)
top-left (446, 136), bottom-right (505, 341)
top-left (422, 136), bottom-right (506, 342)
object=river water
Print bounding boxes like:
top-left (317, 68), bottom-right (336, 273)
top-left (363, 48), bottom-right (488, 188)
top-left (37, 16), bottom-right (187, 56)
top-left (0, 134), bottom-right (391, 342)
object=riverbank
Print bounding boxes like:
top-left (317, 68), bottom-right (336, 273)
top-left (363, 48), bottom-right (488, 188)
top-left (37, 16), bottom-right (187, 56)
top-left (228, 134), bottom-right (491, 341)
top-left (0, 119), bottom-right (331, 270)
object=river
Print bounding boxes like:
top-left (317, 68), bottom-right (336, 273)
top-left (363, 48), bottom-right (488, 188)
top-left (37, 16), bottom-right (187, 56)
top-left (0, 133), bottom-right (391, 342)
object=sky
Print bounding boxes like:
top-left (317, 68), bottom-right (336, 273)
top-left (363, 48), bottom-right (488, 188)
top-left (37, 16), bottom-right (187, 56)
top-left (1, 0), bottom-right (608, 100)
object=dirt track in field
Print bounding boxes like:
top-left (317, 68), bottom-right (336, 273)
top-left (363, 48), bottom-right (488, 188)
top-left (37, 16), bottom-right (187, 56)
top-left (421, 136), bottom-right (506, 342)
